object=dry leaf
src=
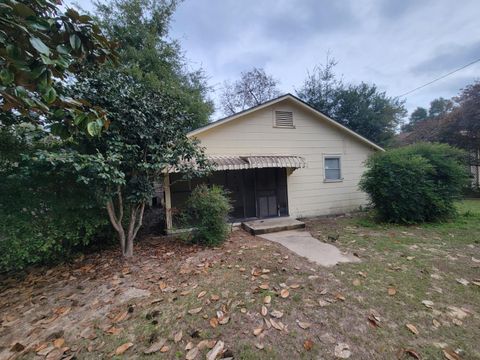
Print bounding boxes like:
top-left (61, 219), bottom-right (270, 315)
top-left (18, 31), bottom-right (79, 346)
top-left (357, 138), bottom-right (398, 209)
top-left (406, 323), bottom-right (419, 335)
top-left (456, 278), bottom-right (469, 286)
top-left (160, 345), bottom-right (170, 353)
top-left (290, 284), bottom-right (300, 289)
top-left (280, 289), bottom-right (290, 298)
top-left (174, 330), bottom-right (182, 343)
top-left (106, 326), bottom-right (123, 335)
top-left (261, 305), bottom-right (268, 316)
top-left (210, 294), bottom-right (220, 301)
top-left (422, 300), bottom-right (434, 308)
top-left (404, 349), bottom-right (421, 359)
top-left (113, 311), bottom-right (128, 323)
top-left (209, 318), bottom-right (218, 328)
top-left (270, 310), bottom-right (284, 318)
top-left (303, 339), bottom-right (314, 351)
top-left (197, 291), bottom-right (207, 298)
top-left (264, 295), bottom-right (271, 304)
top-left (185, 342), bottom-right (194, 351)
top-left (259, 283), bottom-right (269, 290)
top-left (188, 307), bottom-right (203, 315)
top-left (335, 293), bottom-right (346, 301)
top-left (352, 279), bottom-right (361, 286)
top-left (443, 348), bottom-right (461, 360)
top-left (144, 339), bottom-right (166, 354)
top-left (218, 315), bottom-right (230, 325)
top-left (270, 319), bottom-right (284, 331)
top-left (432, 319), bottom-right (441, 328)
top-left (186, 347), bottom-right (199, 360)
top-left (387, 286), bottom-right (397, 296)
top-left (253, 327), bottom-right (263, 336)
top-left (296, 320), bottom-right (312, 329)
top-left (115, 342), bottom-right (133, 355)
top-left (255, 342), bottom-right (264, 350)
top-left (53, 338), bottom-right (64, 348)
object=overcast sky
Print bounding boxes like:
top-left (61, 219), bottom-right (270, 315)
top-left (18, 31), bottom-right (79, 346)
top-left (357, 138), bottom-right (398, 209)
top-left (74, 0), bottom-right (480, 118)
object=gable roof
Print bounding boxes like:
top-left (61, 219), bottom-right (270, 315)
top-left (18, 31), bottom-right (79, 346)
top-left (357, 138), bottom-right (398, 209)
top-left (188, 93), bottom-right (385, 152)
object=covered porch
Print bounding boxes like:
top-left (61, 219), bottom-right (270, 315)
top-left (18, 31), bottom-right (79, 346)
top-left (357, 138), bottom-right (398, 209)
top-left (164, 155), bottom-right (306, 231)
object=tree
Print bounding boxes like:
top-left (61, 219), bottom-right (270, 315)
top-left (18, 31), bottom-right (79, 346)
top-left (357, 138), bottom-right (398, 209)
top-left (61, 68), bottom-right (212, 257)
top-left (402, 107), bottom-right (428, 131)
top-left (297, 60), bottom-right (406, 145)
top-left (93, 0), bottom-right (213, 129)
top-left (220, 67), bottom-right (281, 115)
top-left (0, 0), bottom-right (116, 135)
top-left (296, 57), bottom-right (342, 118)
top-left (429, 97), bottom-right (454, 118)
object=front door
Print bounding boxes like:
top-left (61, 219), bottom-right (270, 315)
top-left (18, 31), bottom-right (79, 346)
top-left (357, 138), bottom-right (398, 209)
top-left (255, 168), bottom-right (279, 218)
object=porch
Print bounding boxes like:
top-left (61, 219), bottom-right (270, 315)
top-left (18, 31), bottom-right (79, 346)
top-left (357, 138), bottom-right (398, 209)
top-left (164, 155), bottom-right (306, 232)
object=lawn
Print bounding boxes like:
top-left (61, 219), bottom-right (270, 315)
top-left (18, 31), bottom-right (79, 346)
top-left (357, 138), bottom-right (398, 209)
top-left (0, 200), bottom-right (479, 360)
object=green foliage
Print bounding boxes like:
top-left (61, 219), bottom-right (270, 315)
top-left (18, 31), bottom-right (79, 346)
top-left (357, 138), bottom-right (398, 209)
top-left (93, 0), bottom-right (213, 130)
top-left (296, 58), bottom-right (406, 146)
top-left (360, 143), bottom-right (469, 224)
top-left (0, 125), bottom-right (109, 272)
top-left (0, 0), bottom-right (116, 134)
top-left (183, 185), bottom-right (232, 246)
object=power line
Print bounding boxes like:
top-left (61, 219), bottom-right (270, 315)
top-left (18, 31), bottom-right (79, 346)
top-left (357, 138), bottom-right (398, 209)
top-left (396, 57), bottom-right (480, 98)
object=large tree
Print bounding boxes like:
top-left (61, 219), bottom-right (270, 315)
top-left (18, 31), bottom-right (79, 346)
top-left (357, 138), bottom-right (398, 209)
top-left (0, 0), bottom-right (116, 135)
top-left (297, 60), bottom-right (406, 146)
top-left (93, 0), bottom-right (213, 129)
top-left (220, 67), bottom-right (281, 115)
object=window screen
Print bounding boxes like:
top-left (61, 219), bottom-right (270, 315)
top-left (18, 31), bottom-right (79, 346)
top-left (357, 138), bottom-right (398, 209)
top-left (324, 157), bottom-right (341, 180)
top-left (274, 111), bottom-right (294, 128)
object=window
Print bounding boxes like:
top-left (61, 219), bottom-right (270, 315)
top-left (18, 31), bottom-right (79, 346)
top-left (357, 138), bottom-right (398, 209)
top-left (274, 111), bottom-right (294, 128)
top-left (324, 156), bottom-right (342, 181)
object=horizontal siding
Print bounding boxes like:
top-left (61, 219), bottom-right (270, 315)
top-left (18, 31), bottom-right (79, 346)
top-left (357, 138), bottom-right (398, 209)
top-left (193, 99), bottom-right (376, 217)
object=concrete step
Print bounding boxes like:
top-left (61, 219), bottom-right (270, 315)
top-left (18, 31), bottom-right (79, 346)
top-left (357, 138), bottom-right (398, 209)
top-left (241, 217), bottom-right (305, 235)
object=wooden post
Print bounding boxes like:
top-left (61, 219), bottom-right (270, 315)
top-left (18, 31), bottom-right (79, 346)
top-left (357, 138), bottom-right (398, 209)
top-left (164, 174), bottom-right (173, 232)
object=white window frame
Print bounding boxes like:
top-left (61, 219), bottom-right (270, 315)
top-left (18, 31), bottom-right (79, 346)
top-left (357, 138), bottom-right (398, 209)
top-left (323, 154), bottom-right (343, 182)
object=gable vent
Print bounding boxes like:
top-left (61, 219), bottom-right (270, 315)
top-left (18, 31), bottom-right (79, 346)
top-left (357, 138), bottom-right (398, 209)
top-left (274, 111), bottom-right (294, 128)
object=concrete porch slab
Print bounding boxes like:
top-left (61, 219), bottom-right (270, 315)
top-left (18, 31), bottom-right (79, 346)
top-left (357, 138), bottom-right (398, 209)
top-left (242, 217), bottom-right (305, 235)
top-left (258, 229), bottom-right (360, 267)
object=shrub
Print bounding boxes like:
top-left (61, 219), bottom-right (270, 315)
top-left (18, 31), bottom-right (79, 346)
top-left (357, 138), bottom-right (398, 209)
top-left (183, 184), bottom-right (232, 246)
top-left (359, 143), bottom-right (469, 223)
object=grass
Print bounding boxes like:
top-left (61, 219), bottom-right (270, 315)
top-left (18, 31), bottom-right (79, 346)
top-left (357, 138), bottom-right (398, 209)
top-left (2, 200), bottom-right (479, 360)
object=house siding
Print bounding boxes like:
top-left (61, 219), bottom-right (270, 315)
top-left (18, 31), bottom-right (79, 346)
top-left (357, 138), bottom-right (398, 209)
top-left (190, 98), bottom-right (377, 218)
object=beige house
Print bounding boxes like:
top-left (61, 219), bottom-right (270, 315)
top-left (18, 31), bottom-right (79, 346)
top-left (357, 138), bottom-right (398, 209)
top-left (164, 94), bottom-right (383, 231)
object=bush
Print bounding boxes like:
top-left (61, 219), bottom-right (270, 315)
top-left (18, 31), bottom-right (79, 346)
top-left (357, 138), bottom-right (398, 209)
top-left (183, 184), bottom-right (232, 246)
top-left (359, 143), bottom-right (469, 223)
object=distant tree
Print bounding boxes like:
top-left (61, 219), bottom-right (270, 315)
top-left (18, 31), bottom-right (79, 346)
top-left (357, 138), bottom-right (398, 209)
top-left (220, 67), bottom-right (281, 115)
top-left (402, 107), bottom-right (428, 131)
top-left (428, 97), bottom-right (454, 118)
top-left (297, 59), bottom-right (406, 146)
top-left (93, 0), bottom-right (213, 129)
top-left (296, 57), bottom-right (342, 118)
top-left (0, 0), bottom-right (116, 135)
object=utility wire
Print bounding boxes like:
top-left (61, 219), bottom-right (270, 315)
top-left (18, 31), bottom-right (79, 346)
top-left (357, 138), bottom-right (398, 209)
top-left (396, 57), bottom-right (480, 98)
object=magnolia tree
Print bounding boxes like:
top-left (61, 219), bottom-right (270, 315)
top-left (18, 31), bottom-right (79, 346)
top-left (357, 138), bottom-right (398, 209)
top-left (68, 69), bottom-right (212, 256)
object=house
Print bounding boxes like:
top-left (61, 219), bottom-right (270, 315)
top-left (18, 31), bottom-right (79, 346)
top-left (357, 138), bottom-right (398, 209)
top-left (164, 94), bottom-right (383, 232)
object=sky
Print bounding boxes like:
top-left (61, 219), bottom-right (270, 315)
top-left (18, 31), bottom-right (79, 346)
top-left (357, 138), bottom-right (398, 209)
top-left (74, 0), bottom-right (480, 119)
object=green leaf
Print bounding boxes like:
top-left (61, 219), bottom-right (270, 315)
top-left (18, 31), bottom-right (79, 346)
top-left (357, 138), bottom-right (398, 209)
top-left (87, 121), bottom-right (101, 136)
top-left (0, 68), bottom-right (14, 85)
top-left (12, 2), bottom-right (35, 18)
top-left (29, 37), bottom-right (50, 56)
top-left (69, 34), bottom-right (81, 50)
top-left (42, 87), bottom-right (57, 104)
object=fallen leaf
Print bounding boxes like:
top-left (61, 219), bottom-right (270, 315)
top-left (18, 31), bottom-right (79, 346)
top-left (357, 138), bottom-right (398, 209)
top-left (209, 318), bottom-right (218, 328)
top-left (456, 278), bottom-right (469, 286)
top-left (447, 306), bottom-right (469, 320)
top-left (270, 319), bottom-right (284, 331)
top-left (206, 341), bottom-right (224, 360)
top-left (210, 294), bottom-right (220, 301)
top-left (422, 300), bottom-right (434, 309)
top-left (303, 339), bottom-right (314, 351)
top-left (352, 279), bottom-right (361, 286)
top-left (160, 345), bottom-right (170, 353)
top-left (174, 330), bottom-right (182, 343)
top-left (406, 324), bottom-right (419, 335)
top-left (197, 291), bottom-right (207, 298)
top-left (404, 348), bottom-right (421, 359)
top-left (259, 283), bottom-right (269, 290)
top-left (261, 305), bottom-right (268, 316)
top-left (334, 343), bottom-right (351, 358)
top-left (432, 319), bottom-right (441, 328)
top-left (115, 342), bottom-right (133, 355)
top-left (387, 286), bottom-right (397, 296)
top-left (186, 347), bottom-right (199, 360)
top-left (106, 326), bottom-right (123, 335)
top-left (53, 338), bottom-right (65, 348)
top-left (270, 310), bottom-right (284, 318)
top-left (185, 342), bottom-right (194, 350)
top-left (113, 311), bottom-right (129, 323)
top-left (296, 320), bottom-right (312, 329)
top-left (144, 339), bottom-right (166, 354)
top-left (443, 348), bottom-right (461, 360)
top-left (218, 315), bottom-right (230, 325)
top-left (264, 295), bottom-right (271, 304)
top-left (188, 307), bottom-right (203, 315)
top-left (10, 343), bottom-right (25, 352)
top-left (335, 293), bottom-right (346, 301)
top-left (290, 284), bottom-right (300, 289)
top-left (253, 327), bottom-right (263, 336)
top-left (280, 289), bottom-right (290, 298)
top-left (255, 342), bottom-right (264, 349)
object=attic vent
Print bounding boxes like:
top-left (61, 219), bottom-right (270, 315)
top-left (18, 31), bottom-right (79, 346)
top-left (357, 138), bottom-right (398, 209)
top-left (274, 111), bottom-right (294, 128)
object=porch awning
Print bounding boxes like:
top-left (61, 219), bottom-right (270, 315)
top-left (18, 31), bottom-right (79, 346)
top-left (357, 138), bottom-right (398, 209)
top-left (209, 155), bottom-right (307, 171)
